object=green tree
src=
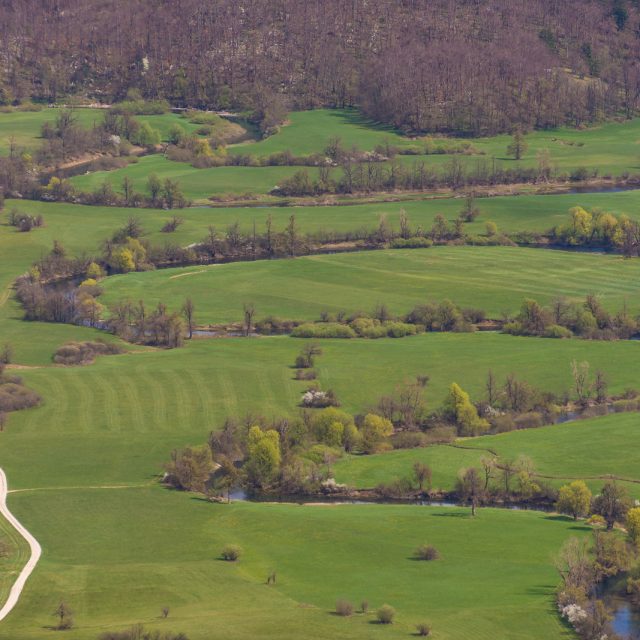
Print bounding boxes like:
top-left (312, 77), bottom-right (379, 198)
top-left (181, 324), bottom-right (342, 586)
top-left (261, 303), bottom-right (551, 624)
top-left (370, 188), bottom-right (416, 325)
top-left (627, 507), bottom-right (640, 547)
top-left (133, 121), bottom-right (161, 146)
top-left (246, 426), bottom-right (281, 488)
top-left (311, 407), bottom-right (354, 447)
top-left (361, 413), bottom-right (393, 453)
top-left (165, 445), bottom-right (214, 492)
top-left (445, 383), bottom-right (489, 436)
top-left (592, 482), bottom-right (630, 530)
top-left (556, 481), bottom-right (592, 520)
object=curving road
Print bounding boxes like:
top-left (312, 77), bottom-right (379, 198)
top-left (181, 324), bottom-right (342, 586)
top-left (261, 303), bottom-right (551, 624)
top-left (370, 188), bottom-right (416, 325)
top-left (0, 468), bottom-right (41, 623)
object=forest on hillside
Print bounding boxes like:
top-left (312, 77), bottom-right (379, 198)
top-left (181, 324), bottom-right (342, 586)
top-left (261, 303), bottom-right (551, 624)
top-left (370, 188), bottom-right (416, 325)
top-left (2, 0), bottom-right (640, 134)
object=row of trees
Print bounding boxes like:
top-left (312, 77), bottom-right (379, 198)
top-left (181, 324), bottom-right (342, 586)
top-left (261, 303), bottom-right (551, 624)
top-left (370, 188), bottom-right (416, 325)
top-left (2, 1), bottom-right (640, 134)
top-left (505, 295), bottom-right (640, 340)
top-left (272, 155), bottom-right (600, 197)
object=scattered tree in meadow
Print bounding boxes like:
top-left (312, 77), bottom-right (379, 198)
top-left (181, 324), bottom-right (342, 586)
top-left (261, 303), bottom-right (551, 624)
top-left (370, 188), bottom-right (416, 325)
top-left (165, 446), bottom-right (214, 492)
top-left (182, 298), bottom-right (195, 339)
top-left (456, 467), bottom-right (484, 516)
top-left (53, 601), bottom-right (74, 630)
top-left (413, 461), bottom-right (432, 492)
top-left (243, 303), bottom-right (256, 337)
top-left (507, 128), bottom-right (528, 160)
top-left (557, 481), bottom-right (592, 520)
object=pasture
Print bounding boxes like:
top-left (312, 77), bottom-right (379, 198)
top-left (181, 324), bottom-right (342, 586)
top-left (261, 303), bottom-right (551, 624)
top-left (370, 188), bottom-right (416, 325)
top-left (3, 333), bottom-right (640, 490)
top-left (0, 108), bottom-right (206, 155)
top-left (101, 246), bottom-right (640, 323)
top-left (333, 412), bottom-right (640, 498)
top-left (1, 489), bottom-right (584, 640)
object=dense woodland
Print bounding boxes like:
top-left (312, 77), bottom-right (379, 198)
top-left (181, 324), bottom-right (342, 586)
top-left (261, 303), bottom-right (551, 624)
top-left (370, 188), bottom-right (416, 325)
top-left (2, 1), bottom-right (640, 133)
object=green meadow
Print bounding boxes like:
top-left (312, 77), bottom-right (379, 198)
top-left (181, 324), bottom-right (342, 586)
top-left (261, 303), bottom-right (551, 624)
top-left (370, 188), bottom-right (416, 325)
top-left (2, 490), bottom-right (584, 640)
top-left (101, 246), bottom-right (640, 323)
top-left (1, 329), bottom-right (613, 638)
top-left (333, 412), bottom-right (640, 498)
top-left (6, 105), bottom-right (640, 640)
top-left (8, 185), bottom-right (640, 257)
top-left (3, 333), bottom-right (640, 490)
top-left (0, 108), bottom-right (205, 155)
top-left (231, 109), bottom-right (640, 176)
top-left (66, 109), bottom-right (640, 200)
top-left (70, 155), bottom-right (316, 200)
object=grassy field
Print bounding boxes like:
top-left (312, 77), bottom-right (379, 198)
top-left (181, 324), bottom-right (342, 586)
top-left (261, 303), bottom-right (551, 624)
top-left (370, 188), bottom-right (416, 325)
top-left (3, 333), bottom-right (640, 489)
top-left (9, 187), bottom-right (640, 254)
top-left (101, 246), bottom-right (640, 323)
top-left (6, 107), bottom-right (640, 640)
top-left (232, 109), bottom-right (640, 175)
top-left (70, 155), bottom-right (317, 200)
top-left (333, 412), bottom-right (640, 498)
top-left (0, 108), bottom-right (205, 155)
top-left (66, 109), bottom-right (640, 200)
top-left (1, 489), bottom-right (583, 640)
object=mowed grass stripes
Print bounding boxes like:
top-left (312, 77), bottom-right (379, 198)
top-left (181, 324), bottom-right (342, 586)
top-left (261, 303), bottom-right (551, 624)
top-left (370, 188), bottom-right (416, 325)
top-left (101, 246), bottom-right (640, 323)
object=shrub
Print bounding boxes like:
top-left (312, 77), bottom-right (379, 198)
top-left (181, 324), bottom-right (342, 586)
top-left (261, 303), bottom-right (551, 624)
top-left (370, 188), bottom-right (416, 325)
top-left (416, 623), bottom-right (431, 636)
top-left (220, 544), bottom-right (242, 561)
top-left (613, 399), bottom-right (638, 413)
top-left (53, 341), bottom-right (124, 366)
top-left (390, 237), bottom-right (433, 249)
top-left (513, 411), bottom-right (544, 429)
top-left (376, 604), bottom-right (396, 624)
top-left (294, 369), bottom-right (317, 381)
top-left (375, 477), bottom-right (413, 498)
top-left (491, 414), bottom-right (516, 432)
top-left (543, 324), bottom-right (573, 339)
top-left (303, 444), bottom-right (343, 465)
top-left (0, 383), bottom-right (42, 412)
top-left (384, 321), bottom-right (417, 338)
top-left (350, 317), bottom-right (388, 338)
top-left (336, 599), bottom-right (354, 617)
top-left (390, 431), bottom-right (429, 449)
top-left (360, 600), bottom-right (369, 614)
top-left (291, 323), bottom-right (356, 339)
top-left (415, 544), bottom-right (439, 561)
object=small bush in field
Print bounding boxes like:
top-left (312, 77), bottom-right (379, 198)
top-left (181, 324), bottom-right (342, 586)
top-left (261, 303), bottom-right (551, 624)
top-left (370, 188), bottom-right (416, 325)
top-left (377, 604), bottom-right (395, 624)
top-left (416, 622), bottom-right (431, 636)
top-left (415, 544), bottom-right (439, 561)
top-left (335, 599), bottom-right (354, 616)
top-left (220, 544), bottom-right (242, 561)
top-left (360, 600), bottom-right (369, 614)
